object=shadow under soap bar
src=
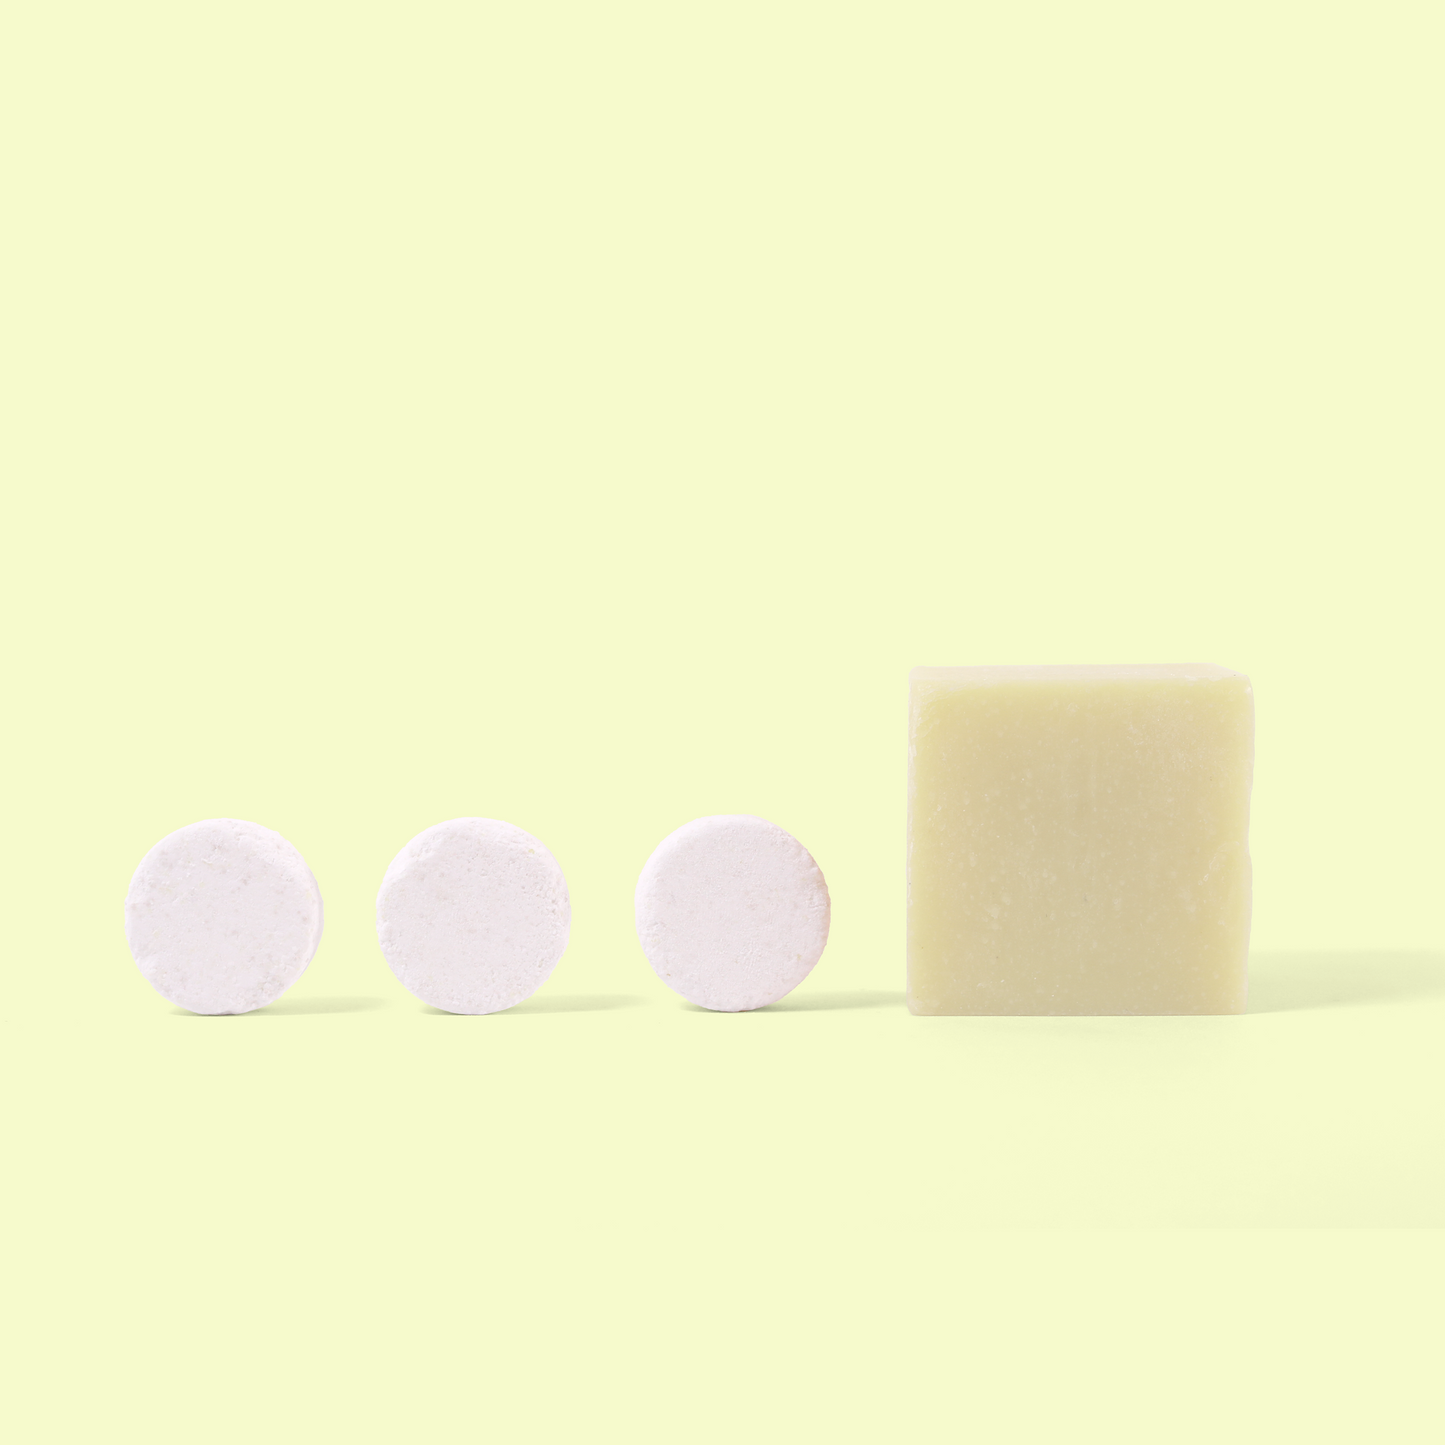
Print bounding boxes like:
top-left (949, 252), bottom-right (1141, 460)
top-left (907, 665), bottom-right (1253, 1016)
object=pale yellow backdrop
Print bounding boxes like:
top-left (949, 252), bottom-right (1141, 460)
top-left (3, 4), bottom-right (1441, 1442)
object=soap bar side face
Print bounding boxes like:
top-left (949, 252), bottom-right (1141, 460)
top-left (908, 671), bottom-right (1253, 1015)
top-left (634, 814), bottom-right (831, 1012)
top-left (375, 818), bottom-right (571, 1015)
top-left (124, 818), bottom-right (325, 1015)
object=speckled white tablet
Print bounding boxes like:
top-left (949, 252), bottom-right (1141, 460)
top-left (635, 815), bottom-right (831, 1012)
top-left (124, 818), bottom-right (325, 1015)
top-left (376, 818), bottom-right (571, 1015)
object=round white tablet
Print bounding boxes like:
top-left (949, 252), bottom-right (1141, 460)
top-left (635, 815), bottom-right (831, 1012)
top-left (124, 818), bottom-right (325, 1015)
top-left (376, 818), bottom-right (571, 1015)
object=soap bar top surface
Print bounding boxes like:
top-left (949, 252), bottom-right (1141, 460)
top-left (908, 664), bottom-right (1253, 1016)
top-left (911, 664), bottom-right (1243, 685)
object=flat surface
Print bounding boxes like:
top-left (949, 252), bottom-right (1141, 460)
top-left (912, 664), bottom-right (1243, 684)
top-left (376, 817), bottom-right (571, 1014)
top-left (17, 951), bottom-right (1443, 1225)
top-left (4, 4), bottom-right (1442, 1442)
top-left (7, 954), bottom-right (1443, 1440)
top-left (635, 814), bottom-right (830, 1011)
top-left (125, 818), bottom-right (324, 1014)
top-left (909, 669), bottom-right (1253, 1014)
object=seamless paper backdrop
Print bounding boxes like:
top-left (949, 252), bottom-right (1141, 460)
top-left (3, 4), bottom-right (1442, 1443)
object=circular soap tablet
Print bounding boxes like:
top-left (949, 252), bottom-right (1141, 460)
top-left (635, 814), bottom-right (831, 1012)
top-left (376, 818), bottom-right (571, 1014)
top-left (124, 818), bottom-right (325, 1015)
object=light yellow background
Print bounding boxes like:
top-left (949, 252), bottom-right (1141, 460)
top-left (3, 4), bottom-right (1442, 1441)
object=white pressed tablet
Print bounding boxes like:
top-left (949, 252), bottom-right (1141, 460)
top-left (635, 815), bottom-right (831, 1012)
top-left (124, 818), bottom-right (325, 1015)
top-left (376, 818), bottom-right (571, 1015)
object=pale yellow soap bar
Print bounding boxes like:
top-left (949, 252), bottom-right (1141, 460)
top-left (908, 665), bottom-right (1253, 1015)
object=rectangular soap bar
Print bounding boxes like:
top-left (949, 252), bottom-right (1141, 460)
top-left (908, 665), bottom-right (1254, 1015)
